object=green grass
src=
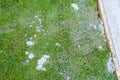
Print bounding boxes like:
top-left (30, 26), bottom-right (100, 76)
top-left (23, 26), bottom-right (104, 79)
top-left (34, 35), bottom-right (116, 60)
top-left (0, 0), bottom-right (117, 80)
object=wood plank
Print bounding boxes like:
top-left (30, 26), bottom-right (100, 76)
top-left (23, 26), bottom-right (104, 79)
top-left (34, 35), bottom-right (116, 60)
top-left (98, 0), bottom-right (120, 79)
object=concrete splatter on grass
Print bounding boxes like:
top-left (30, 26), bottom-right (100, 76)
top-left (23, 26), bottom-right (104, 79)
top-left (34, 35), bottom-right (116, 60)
top-left (36, 55), bottom-right (50, 71)
top-left (107, 53), bottom-right (115, 73)
top-left (29, 24), bottom-right (33, 28)
top-left (71, 3), bottom-right (79, 11)
top-left (25, 51), bottom-right (34, 59)
top-left (34, 34), bottom-right (37, 38)
top-left (99, 19), bottom-right (105, 35)
top-left (26, 40), bottom-right (35, 46)
top-left (55, 43), bottom-right (61, 47)
top-left (29, 37), bottom-right (33, 40)
top-left (25, 51), bottom-right (29, 55)
top-left (28, 53), bottom-right (34, 59)
top-left (66, 76), bottom-right (71, 80)
top-left (78, 45), bottom-right (80, 48)
top-left (34, 15), bottom-right (38, 19)
top-left (98, 45), bottom-right (103, 50)
top-left (24, 34), bottom-right (27, 37)
top-left (26, 60), bottom-right (29, 63)
top-left (36, 27), bottom-right (41, 32)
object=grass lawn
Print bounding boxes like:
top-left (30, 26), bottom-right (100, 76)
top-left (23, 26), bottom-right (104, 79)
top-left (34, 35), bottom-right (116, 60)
top-left (0, 0), bottom-right (117, 80)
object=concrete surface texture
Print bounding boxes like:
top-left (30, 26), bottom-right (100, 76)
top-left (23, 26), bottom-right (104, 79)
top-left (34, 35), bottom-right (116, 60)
top-left (102, 0), bottom-right (120, 67)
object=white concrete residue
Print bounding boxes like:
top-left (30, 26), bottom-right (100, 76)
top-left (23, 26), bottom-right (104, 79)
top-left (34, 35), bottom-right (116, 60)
top-left (34, 15), bottom-right (38, 19)
top-left (55, 43), bottom-right (61, 47)
top-left (34, 34), bottom-right (37, 38)
top-left (39, 18), bottom-right (42, 24)
top-left (29, 25), bottom-right (33, 28)
top-left (36, 55), bottom-right (50, 71)
top-left (71, 3), bottom-right (79, 11)
top-left (29, 37), bottom-right (33, 40)
top-left (36, 26), bottom-right (41, 32)
top-left (59, 72), bottom-right (63, 75)
top-left (26, 59), bottom-right (29, 63)
top-left (46, 43), bottom-right (49, 45)
top-left (28, 53), bottom-right (35, 59)
top-left (107, 53), bottom-right (115, 73)
top-left (66, 76), bottom-right (71, 80)
top-left (25, 51), bottom-right (29, 55)
top-left (93, 25), bottom-right (97, 29)
top-left (44, 33), bottom-right (47, 35)
top-left (98, 45), bottom-right (103, 50)
top-left (78, 45), bottom-right (80, 48)
top-left (99, 20), bottom-right (105, 35)
top-left (26, 40), bottom-right (35, 46)
top-left (24, 34), bottom-right (27, 37)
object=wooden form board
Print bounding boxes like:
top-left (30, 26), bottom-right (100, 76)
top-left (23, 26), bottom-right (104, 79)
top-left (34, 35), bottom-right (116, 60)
top-left (98, 0), bottom-right (120, 79)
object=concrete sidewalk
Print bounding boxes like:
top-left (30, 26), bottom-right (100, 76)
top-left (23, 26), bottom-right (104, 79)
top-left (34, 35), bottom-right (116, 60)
top-left (98, 0), bottom-right (120, 79)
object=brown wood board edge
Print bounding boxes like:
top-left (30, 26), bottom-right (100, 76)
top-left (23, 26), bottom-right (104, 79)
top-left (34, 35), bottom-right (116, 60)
top-left (98, 0), bottom-right (120, 79)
